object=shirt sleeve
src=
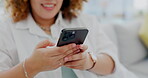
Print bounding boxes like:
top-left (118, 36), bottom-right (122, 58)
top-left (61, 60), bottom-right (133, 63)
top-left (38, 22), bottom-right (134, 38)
top-left (0, 51), bottom-right (14, 71)
top-left (91, 17), bottom-right (138, 78)
top-left (0, 24), bottom-right (15, 72)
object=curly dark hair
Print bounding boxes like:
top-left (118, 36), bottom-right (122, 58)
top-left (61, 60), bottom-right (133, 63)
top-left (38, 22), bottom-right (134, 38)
top-left (5, 0), bottom-right (87, 22)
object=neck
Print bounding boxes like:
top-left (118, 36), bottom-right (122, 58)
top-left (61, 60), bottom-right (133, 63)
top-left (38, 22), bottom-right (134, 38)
top-left (32, 14), bottom-right (55, 27)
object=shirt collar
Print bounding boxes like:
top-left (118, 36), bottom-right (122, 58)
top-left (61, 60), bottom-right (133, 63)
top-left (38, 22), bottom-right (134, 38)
top-left (15, 12), bottom-right (63, 29)
top-left (15, 12), bottom-right (65, 37)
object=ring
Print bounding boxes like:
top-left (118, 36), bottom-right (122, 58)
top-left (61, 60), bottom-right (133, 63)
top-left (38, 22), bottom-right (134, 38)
top-left (59, 62), bottom-right (62, 66)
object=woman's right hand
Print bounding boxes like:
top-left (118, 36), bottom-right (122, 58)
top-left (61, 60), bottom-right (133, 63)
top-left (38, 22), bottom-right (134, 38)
top-left (25, 40), bottom-right (79, 77)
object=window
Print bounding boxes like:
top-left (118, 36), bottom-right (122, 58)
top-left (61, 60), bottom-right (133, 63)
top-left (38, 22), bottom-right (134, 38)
top-left (83, 0), bottom-right (147, 23)
top-left (83, 0), bottom-right (133, 20)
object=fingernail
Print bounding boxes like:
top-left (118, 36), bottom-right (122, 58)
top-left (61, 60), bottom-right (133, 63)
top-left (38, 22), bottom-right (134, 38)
top-left (64, 57), bottom-right (69, 62)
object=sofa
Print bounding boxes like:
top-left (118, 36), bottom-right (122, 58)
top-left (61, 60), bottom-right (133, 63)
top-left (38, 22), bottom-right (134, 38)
top-left (101, 18), bottom-right (148, 78)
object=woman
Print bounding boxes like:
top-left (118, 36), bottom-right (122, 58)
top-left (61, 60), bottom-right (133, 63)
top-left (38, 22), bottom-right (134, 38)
top-left (0, 0), bottom-right (137, 78)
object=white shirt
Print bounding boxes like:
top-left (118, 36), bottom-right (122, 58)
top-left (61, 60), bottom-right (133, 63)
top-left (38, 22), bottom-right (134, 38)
top-left (0, 12), bottom-right (138, 78)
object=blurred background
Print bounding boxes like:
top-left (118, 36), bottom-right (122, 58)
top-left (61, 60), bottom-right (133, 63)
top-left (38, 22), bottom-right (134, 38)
top-left (0, 0), bottom-right (148, 78)
top-left (82, 0), bottom-right (148, 24)
top-left (0, 0), bottom-right (147, 23)
top-left (0, 0), bottom-right (3, 13)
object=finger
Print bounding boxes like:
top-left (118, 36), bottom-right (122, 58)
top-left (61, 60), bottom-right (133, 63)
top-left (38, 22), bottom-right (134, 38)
top-left (56, 43), bottom-right (77, 55)
top-left (59, 43), bottom-right (76, 53)
top-left (55, 48), bottom-right (80, 64)
top-left (62, 47), bottom-right (80, 58)
top-left (64, 59), bottom-right (83, 67)
top-left (64, 52), bottom-right (85, 62)
top-left (74, 49), bottom-right (81, 54)
top-left (66, 65), bottom-right (84, 70)
top-left (75, 45), bottom-right (88, 54)
top-left (51, 46), bottom-right (79, 57)
top-left (79, 45), bottom-right (88, 52)
top-left (36, 40), bottom-right (55, 49)
top-left (48, 48), bottom-right (79, 66)
top-left (42, 44), bottom-right (78, 59)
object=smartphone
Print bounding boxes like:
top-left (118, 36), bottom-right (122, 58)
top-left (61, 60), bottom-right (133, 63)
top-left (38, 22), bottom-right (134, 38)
top-left (57, 27), bottom-right (89, 47)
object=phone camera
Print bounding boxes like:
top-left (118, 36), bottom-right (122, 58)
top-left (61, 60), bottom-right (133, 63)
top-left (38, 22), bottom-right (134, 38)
top-left (62, 37), bottom-right (68, 41)
top-left (72, 31), bottom-right (75, 34)
top-left (62, 31), bottom-right (76, 41)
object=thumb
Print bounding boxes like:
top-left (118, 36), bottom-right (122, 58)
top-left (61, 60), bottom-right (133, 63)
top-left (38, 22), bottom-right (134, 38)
top-left (36, 40), bottom-right (55, 49)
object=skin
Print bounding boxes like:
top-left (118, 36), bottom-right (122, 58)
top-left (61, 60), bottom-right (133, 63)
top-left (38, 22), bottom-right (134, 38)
top-left (0, 0), bottom-right (115, 78)
top-left (31, 0), bottom-right (63, 27)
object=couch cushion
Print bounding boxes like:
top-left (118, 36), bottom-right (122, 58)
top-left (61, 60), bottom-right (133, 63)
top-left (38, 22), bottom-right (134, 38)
top-left (115, 20), bottom-right (147, 66)
top-left (139, 14), bottom-right (148, 48)
top-left (129, 59), bottom-right (148, 75)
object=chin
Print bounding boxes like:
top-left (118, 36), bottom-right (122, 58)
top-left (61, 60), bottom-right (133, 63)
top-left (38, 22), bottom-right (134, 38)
top-left (40, 14), bottom-right (55, 19)
top-left (42, 12), bottom-right (57, 18)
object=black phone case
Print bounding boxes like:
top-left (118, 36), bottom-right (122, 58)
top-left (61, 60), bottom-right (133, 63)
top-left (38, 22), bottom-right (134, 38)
top-left (57, 28), bottom-right (88, 47)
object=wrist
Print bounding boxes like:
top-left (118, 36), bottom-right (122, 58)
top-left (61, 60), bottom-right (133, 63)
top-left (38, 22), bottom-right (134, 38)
top-left (86, 52), bottom-right (97, 70)
top-left (24, 58), bottom-right (40, 78)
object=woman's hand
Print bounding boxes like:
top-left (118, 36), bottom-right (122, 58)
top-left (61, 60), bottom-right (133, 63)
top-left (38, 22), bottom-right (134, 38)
top-left (25, 40), bottom-right (79, 76)
top-left (63, 45), bottom-right (94, 70)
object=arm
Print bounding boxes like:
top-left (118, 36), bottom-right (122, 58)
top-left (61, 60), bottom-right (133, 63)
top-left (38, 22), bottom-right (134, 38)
top-left (0, 61), bottom-right (37, 78)
top-left (63, 45), bottom-right (115, 75)
top-left (0, 40), bottom-right (79, 78)
top-left (89, 53), bottom-right (115, 75)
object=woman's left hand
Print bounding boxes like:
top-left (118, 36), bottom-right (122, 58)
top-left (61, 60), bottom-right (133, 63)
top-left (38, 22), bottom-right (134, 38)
top-left (63, 45), bottom-right (94, 70)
